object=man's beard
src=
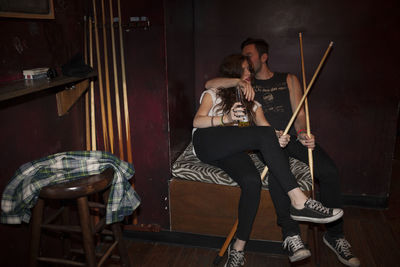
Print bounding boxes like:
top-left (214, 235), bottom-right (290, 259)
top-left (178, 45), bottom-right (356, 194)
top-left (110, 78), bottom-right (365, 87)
top-left (254, 63), bottom-right (262, 75)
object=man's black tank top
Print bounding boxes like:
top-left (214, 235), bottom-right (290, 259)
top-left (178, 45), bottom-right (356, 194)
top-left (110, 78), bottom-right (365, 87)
top-left (253, 72), bottom-right (296, 135)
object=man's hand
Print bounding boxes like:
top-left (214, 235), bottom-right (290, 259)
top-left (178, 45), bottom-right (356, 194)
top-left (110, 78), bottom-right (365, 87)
top-left (238, 80), bottom-right (255, 101)
top-left (276, 130), bottom-right (290, 148)
top-left (297, 132), bottom-right (315, 150)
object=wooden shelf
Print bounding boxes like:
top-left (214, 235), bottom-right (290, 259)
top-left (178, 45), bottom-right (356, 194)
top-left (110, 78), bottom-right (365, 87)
top-left (0, 72), bottom-right (96, 102)
top-left (0, 71), bottom-right (96, 116)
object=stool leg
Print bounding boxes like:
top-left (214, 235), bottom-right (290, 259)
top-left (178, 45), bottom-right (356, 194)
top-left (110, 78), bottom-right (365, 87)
top-left (77, 196), bottom-right (96, 267)
top-left (29, 198), bottom-right (44, 267)
top-left (61, 205), bottom-right (71, 258)
top-left (111, 223), bottom-right (131, 267)
top-left (102, 189), bottom-right (131, 266)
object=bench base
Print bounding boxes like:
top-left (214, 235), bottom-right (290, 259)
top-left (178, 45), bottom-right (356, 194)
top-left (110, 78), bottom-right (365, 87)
top-left (169, 178), bottom-right (309, 242)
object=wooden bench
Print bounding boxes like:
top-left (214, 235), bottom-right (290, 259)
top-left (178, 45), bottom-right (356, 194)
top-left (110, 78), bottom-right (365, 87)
top-left (169, 142), bottom-right (312, 241)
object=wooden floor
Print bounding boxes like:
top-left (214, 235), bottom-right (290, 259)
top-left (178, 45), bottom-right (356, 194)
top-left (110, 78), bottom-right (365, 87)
top-left (109, 156), bottom-right (400, 267)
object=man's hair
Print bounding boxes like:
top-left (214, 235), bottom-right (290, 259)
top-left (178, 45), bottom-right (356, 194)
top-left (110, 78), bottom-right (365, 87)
top-left (241, 38), bottom-right (269, 57)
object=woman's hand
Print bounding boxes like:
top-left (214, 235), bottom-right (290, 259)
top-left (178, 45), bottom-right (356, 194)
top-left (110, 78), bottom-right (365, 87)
top-left (229, 102), bottom-right (247, 122)
top-left (276, 130), bottom-right (290, 148)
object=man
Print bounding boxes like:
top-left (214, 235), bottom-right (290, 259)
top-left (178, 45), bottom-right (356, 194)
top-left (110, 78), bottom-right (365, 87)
top-left (205, 38), bottom-right (360, 267)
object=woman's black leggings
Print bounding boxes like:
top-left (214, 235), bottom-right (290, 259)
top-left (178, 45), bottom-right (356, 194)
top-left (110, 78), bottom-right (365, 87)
top-left (193, 126), bottom-right (299, 241)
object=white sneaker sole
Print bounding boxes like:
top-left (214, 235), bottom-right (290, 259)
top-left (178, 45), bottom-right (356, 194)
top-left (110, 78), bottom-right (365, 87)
top-left (290, 209), bottom-right (344, 224)
top-left (289, 248), bottom-right (311, 262)
top-left (323, 235), bottom-right (360, 267)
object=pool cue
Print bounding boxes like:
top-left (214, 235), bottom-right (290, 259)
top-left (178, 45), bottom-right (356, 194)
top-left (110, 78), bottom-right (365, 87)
top-left (216, 42), bottom-right (334, 262)
top-left (92, 0), bottom-right (109, 151)
top-left (117, 0), bottom-right (137, 225)
top-left (109, 0), bottom-right (124, 160)
top-left (89, 16), bottom-right (97, 150)
top-left (213, 219), bottom-right (238, 264)
top-left (261, 41), bottom-right (334, 180)
top-left (117, 0), bottom-right (133, 164)
top-left (101, 0), bottom-right (115, 154)
top-left (299, 32), bottom-right (319, 266)
top-left (89, 13), bottom-right (102, 227)
top-left (299, 33), bottom-right (315, 190)
top-left (84, 16), bottom-right (91, 151)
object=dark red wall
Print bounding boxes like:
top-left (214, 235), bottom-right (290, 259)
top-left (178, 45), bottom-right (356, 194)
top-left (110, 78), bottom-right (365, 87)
top-left (0, 1), bottom-right (86, 266)
top-left (194, 0), bottom-right (400, 198)
top-left (165, 0), bottom-right (195, 161)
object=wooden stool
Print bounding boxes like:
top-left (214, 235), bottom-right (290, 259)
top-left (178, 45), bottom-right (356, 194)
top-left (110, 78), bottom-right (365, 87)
top-left (29, 168), bottom-right (131, 267)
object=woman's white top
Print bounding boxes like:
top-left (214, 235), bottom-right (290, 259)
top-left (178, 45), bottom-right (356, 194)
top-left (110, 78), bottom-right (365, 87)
top-left (192, 88), bottom-right (261, 135)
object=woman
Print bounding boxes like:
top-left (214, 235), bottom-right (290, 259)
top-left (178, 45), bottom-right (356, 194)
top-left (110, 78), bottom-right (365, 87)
top-left (192, 54), bottom-right (343, 267)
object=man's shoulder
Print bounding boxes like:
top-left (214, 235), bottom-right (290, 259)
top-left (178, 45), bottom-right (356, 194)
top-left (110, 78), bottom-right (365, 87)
top-left (271, 72), bottom-right (289, 83)
top-left (275, 72), bottom-right (288, 78)
top-left (285, 73), bottom-right (301, 87)
top-left (254, 72), bottom-right (287, 84)
top-left (285, 73), bottom-right (298, 79)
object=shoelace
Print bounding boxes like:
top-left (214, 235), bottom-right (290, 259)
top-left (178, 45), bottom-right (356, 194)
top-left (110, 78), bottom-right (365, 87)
top-left (335, 238), bottom-right (353, 258)
top-left (283, 235), bottom-right (304, 252)
top-left (306, 199), bottom-right (330, 214)
top-left (227, 250), bottom-right (245, 267)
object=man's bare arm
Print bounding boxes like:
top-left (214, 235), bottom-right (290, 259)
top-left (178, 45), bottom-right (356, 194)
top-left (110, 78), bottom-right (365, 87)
top-left (287, 73), bottom-right (316, 149)
top-left (287, 74), bottom-right (307, 132)
top-left (205, 77), bottom-right (240, 90)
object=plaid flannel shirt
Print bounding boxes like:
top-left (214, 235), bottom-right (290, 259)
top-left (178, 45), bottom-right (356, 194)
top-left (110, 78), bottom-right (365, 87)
top-left (1, 151), bottom-right (140, 225)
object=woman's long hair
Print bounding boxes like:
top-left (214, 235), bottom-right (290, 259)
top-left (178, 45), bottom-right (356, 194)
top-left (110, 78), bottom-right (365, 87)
top-left (214, 54), bottom-right (255, 123)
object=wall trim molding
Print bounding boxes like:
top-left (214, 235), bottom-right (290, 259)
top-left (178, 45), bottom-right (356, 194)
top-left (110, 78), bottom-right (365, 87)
top-left (124, 230), bottom-right (284, 254)
top-left (342, 194), bottom-right (388, 209)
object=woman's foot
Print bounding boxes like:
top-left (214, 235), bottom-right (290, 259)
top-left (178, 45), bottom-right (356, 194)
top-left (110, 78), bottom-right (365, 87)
top-left (290, 198), bottom-right (343, 223)
top-left (224, 243), bottom-right (245, 267)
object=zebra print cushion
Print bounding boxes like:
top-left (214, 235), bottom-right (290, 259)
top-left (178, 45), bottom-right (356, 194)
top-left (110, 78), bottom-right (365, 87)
top-left (171, 142), bottom-right (312, 191)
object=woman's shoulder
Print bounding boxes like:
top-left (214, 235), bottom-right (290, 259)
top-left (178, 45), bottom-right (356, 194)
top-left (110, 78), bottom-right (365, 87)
top-left (205, 87), bottom-right (218, 94)
top-left (201, 88), bottom-right (218, 97)
top-left (200, 88), bottom-right (218, 103)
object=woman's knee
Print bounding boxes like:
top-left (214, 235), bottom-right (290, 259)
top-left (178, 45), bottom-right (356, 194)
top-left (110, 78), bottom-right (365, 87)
top-left (250, 127), bottom-right (277, 148)
top-left (254, 126), bottom-right (275, 138)
top-left (239, 175), bottom-right (262, 193)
